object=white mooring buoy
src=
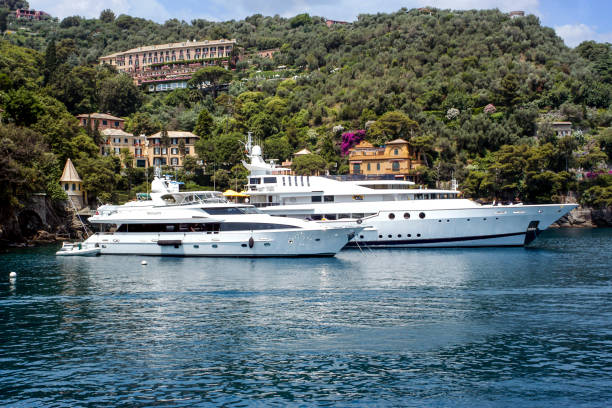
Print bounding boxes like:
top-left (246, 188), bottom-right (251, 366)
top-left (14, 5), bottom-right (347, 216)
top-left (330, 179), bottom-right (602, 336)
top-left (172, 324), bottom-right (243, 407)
top-left (141, 260), bottom-right (148, 266)
top-left (9, 271), bottom-right (17, 278)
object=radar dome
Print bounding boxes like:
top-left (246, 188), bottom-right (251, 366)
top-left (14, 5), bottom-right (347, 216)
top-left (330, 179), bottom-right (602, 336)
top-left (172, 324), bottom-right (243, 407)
top-left (252, 145), bottom-right (262, 156)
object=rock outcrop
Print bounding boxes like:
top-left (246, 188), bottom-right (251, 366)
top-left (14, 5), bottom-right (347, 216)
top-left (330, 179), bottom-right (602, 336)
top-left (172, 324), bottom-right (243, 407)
top-left (553, 206), bottom-right (612, 228)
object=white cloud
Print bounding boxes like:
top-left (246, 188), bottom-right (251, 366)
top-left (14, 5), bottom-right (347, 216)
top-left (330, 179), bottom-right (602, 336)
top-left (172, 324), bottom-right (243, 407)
top-left (555, 23), bottom-right (612, 47)
top-left (31, 0), bottom-right (543, 22)
top-left (29, 0), bottom-right (171, 21)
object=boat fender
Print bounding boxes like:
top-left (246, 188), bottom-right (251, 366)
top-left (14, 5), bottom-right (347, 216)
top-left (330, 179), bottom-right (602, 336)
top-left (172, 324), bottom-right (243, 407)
top-left (248, 237), bottom-right (254, 248)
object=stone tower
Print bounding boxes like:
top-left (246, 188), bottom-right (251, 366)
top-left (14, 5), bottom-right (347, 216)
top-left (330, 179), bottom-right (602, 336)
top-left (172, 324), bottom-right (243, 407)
top-left (60, 159), bottom-right (87, 210)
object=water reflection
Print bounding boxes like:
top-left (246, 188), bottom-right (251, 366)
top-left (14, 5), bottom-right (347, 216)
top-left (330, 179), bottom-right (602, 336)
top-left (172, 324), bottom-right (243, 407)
top-left (0, 230), bottom-right (611, 406)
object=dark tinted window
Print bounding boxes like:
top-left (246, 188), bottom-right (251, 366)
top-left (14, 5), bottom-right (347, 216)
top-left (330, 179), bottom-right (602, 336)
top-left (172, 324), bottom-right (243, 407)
top-left (249, 177), bottom-right (260, 185)
top-left (220, 223), bottom-right (297, 231)
top-left (263, 177), bottom-right (276, 184)
top-left (311, 196), bottom-right (322, 203)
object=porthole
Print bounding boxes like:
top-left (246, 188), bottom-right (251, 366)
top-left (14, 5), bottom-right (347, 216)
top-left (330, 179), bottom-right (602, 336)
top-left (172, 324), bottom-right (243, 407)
top-left (212, 244), bottom-right (218, 248)
top-left (538, 209), bottom-right (543, 214)
top-left (447, 219), bottom-right (450, 222)
top-left (408, 234), bottom-right (412, 237)
top-left (388, 213), bottom-right (395, 220)
top-left (388, 234), bottom-right (392, 238)
top-left (193, 245), bottom-right (199, 248)
top-left (315, 238), bottom-right (321, 241)
top-left (264, 243), bottom-right (271, 247)
top-left (419, 212), bottom-right (425, 219)
top-left (438, 220), bottom-right (442, 223)
top-left (417, 233), bottom-right (421, 237)
top-left (404, 213), bottom-right (410, 219)
top-left (379, 235), bottom-right (383, 238)
top-left (483, 218), bottom-right (487, 221)
top-left (360, 235), bottom-right (364, 239)
top-left (467, 218), bottom-right (470, 221)
top-left (241, 243), bottom-right (247, 247)
top-left (398, 234), bottom-right (402, 238)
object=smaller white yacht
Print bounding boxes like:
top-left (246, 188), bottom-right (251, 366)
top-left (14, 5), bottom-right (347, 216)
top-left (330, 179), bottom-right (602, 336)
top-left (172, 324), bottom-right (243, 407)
top-left (84, 202), bottom-right (363, 257)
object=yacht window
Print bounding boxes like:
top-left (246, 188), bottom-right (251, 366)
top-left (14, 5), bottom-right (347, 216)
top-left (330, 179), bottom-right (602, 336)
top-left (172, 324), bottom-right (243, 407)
top-left (323, 214), bottom-right (337, 220)
top-left (294, 176), bottom-right (298, 185)
top-left (419, 212), bottom-right (426, 219)
top-left (389, 213), bottom-right (395, 219)
top-left (404, 212), bottom-right (410, 219)
top-left (416, 194), bottom-right (424, 200)
top-left (220, 222), bottom-right (297, 231)
top-left (323, 195), bottom-right (334, 202)
top-left (311, 196), bottom-right (322, 203)
top-left (282, 177), bottom-right (285, 186)
top-left (288, 177), bottom-right (291, 186)
top-left (307, 176), bottom-right (310, 187)
top-left (300, 176), bottom-right (304, 186)
top-left (249, 177), bottom-right (260, 185)
top-left (204, 207), bottom-right (246, 215)
top-left (268, 196), bottom-right (273, 203)
top-left (240, 207), bottom-right (262, 214)
top-left (338, 214), bottom-right (350, 219)
top-left (351, 213), bottom-right (364, 219)
top-left (263, 177), bottom-right (276, 184)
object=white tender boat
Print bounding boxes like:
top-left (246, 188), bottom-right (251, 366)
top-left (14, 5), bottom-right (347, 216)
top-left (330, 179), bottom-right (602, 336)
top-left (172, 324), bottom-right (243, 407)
top-left (84, 202), bottom-right (363, 257)
top-left (55, 242), bottom-right (101, 256)
top-left (241, 133), bottom-right (577, 247)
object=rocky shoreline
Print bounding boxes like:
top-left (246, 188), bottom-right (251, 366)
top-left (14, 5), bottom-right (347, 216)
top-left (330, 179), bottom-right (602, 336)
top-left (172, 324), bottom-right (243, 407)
top-left (551, 206), bottom-right (612, 228)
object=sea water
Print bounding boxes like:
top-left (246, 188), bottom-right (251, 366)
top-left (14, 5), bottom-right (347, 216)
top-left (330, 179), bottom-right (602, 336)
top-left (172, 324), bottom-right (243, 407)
top-left (1, 228), bottom-right (611, 406)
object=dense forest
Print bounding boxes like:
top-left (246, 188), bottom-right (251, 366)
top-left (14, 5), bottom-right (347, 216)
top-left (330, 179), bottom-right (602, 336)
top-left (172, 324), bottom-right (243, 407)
top-left (1, 6), bottom-right (611, 222)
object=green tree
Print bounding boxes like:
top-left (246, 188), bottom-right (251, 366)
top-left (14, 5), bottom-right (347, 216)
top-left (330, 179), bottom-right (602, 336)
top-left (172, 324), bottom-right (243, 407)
top-left (99, 9), bottom-right (115, 23)
top-left (188, 66), bottom-right (232, 99)
top-left (98, 73), bottom-right (142, 116)
top-left (368, 111), bottom-right (419, 145)
top-left (127, 112), bottom-right (161, 136)
top-left (43, 40), bottom-right (57, 85)
top-left (193, 108), bottom-right (214, 138)
top-left (291, 153), bottom-right (327, 175)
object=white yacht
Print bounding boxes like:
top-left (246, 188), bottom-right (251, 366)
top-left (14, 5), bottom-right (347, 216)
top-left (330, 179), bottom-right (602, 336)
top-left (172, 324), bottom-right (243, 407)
top-left (241, 134), bottom-right (577, 247)
top-left (84, 202), bottom-right (363, 257)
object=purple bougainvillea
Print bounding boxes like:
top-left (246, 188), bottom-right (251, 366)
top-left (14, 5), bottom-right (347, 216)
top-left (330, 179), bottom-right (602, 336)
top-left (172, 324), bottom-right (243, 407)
top-left (484, 103), bottom-right (496, 114)
top-left (341, 129), bottom-right (366, 156)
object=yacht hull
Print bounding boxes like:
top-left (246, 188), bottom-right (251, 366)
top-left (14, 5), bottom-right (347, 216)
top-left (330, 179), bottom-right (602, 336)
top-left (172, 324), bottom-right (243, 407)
top-left (84, 228), bottom-right (358, 257)
top-left (318, 203), bottom-right (576, 248)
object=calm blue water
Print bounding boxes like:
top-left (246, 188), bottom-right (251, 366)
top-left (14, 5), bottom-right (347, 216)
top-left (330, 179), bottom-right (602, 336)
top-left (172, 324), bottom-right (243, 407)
top-left (1, 228), bottom-right (611, 407)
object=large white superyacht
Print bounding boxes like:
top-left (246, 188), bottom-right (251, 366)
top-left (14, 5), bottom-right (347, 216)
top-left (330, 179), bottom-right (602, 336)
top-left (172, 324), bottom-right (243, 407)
top-left (83, 201), bottom-right (363, 257)
top-left (241, 134), bottom-right (577, 247)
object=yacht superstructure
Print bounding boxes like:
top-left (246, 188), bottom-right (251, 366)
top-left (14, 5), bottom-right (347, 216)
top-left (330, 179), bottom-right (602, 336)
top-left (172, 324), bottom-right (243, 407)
top-left (241, 133), bottom-right (577, 247)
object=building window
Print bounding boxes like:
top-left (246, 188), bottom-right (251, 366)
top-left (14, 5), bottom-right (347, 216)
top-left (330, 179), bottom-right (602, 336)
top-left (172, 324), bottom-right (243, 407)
top-left (377, 163), bottom-right (381, 171)
top-left (394, 149), bottom-right (398, 155)
top-left (184, 147), bottom-right (190, 155)
top-left (171, 158), bottom-right (178, 165)
top-left (72, 183), bottom-right (76, 190)
top-left (114, 121), bottom-right (119, 127)
top-left (392, 161), bottom-right (400, 171)
top-left (171, 148), bottom-right (178, 155)
top-left (102, 120), bottom-right (107, 125)
top-left (154, 147), bottom-right (160, 155)
top-left (353, 163), bottom-right (361, 173)
top-left (367, 163), bottom-right (371, 171)
top-left (64, 184), bottom-right (69, 191)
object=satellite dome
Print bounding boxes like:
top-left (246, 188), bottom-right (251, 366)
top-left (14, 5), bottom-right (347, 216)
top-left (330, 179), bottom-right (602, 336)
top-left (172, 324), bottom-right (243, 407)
top-left (252, 145), bottom-right (262, 156)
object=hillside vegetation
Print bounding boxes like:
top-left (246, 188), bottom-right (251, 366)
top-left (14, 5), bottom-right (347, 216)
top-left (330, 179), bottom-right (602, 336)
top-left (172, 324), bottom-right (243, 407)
top-left (1, 7), bottom-right (611, 219)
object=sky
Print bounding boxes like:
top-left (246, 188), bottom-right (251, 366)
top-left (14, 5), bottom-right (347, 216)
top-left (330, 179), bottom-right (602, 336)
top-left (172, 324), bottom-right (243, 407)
top-left (28, 0), bottom-right (612, 48)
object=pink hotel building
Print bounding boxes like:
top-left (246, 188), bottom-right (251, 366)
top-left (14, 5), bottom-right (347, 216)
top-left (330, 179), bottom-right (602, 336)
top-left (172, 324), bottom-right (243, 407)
top-left (99, 39), bottom-right (238, 92)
